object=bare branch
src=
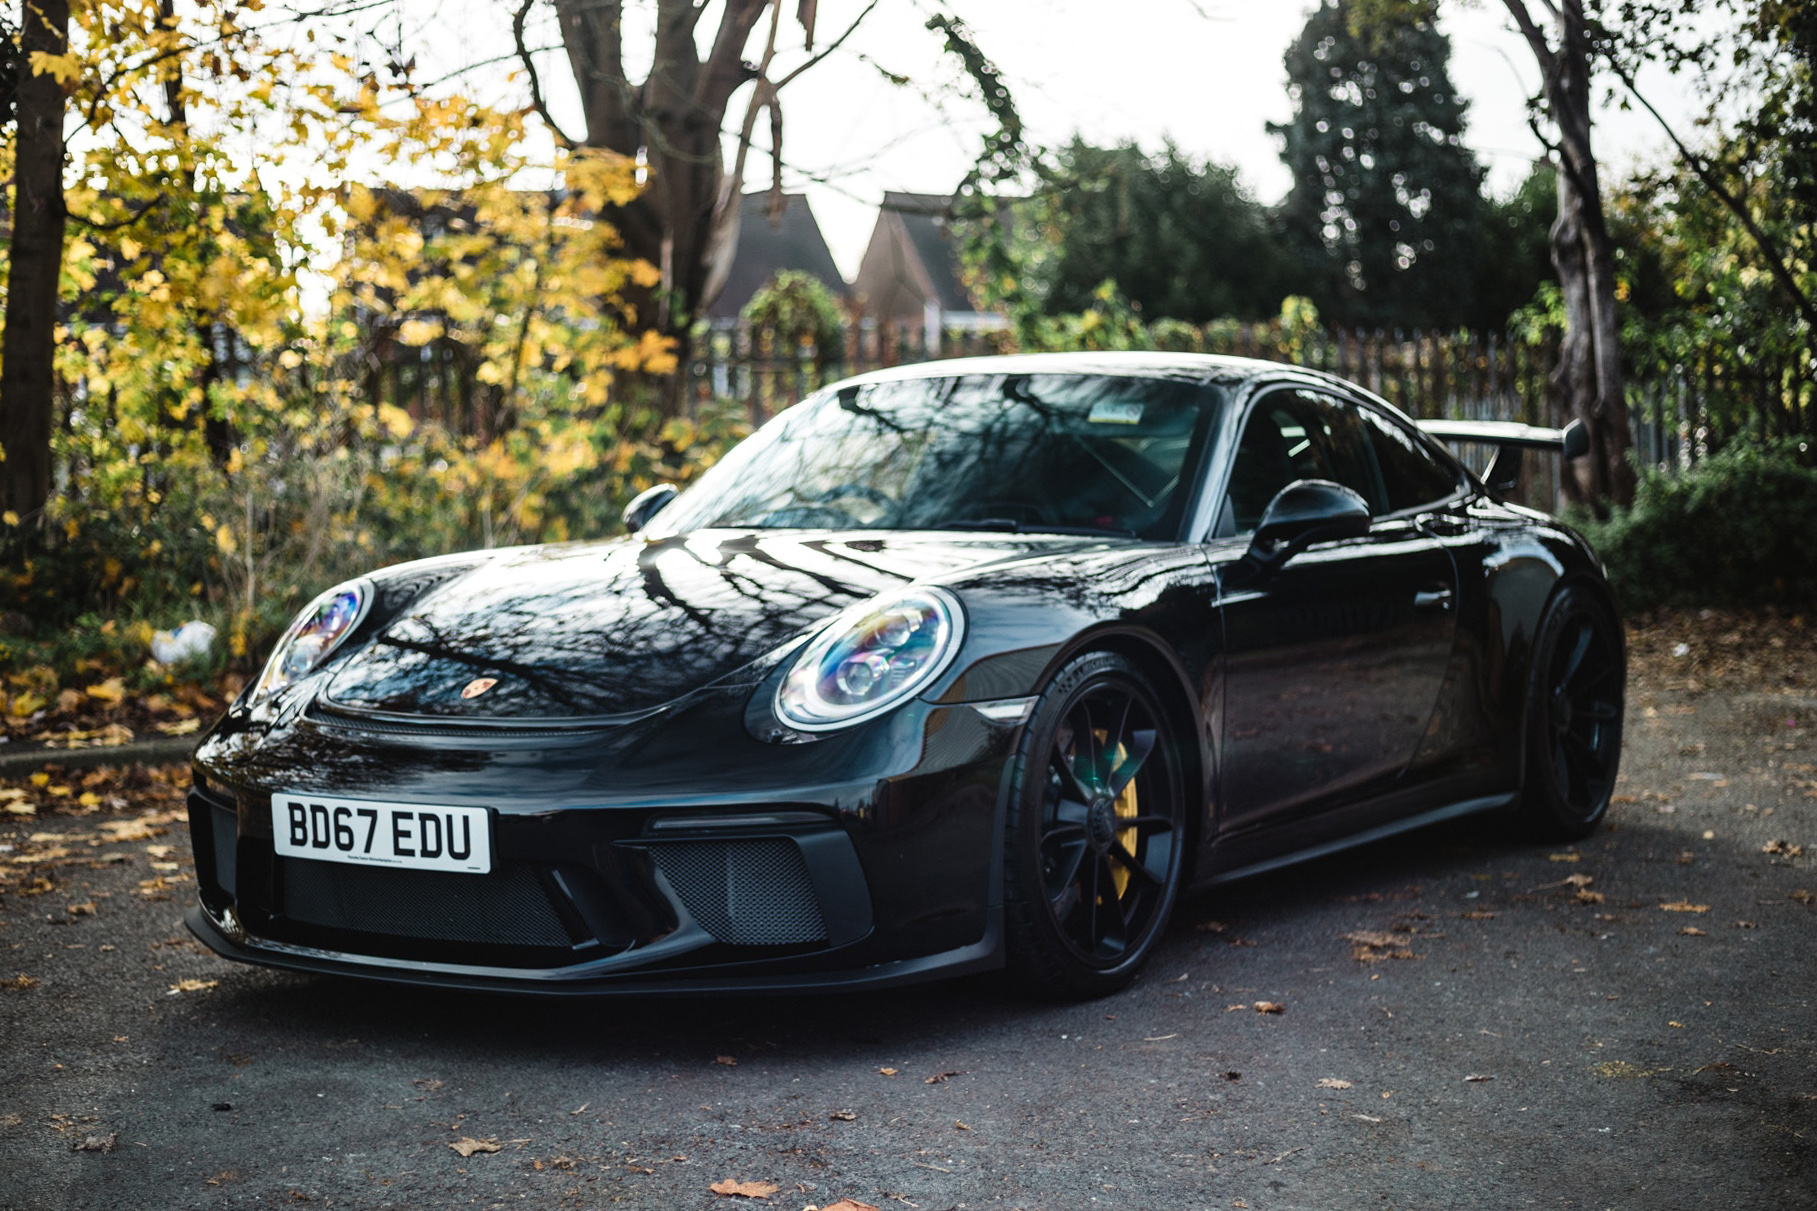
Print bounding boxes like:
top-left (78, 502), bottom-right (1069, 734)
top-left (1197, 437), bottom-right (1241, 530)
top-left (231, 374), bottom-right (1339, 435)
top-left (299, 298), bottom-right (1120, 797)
top-left (515, 0), bottom-right (578, 148)
top-left (774, 0), bottom-right (879, 90)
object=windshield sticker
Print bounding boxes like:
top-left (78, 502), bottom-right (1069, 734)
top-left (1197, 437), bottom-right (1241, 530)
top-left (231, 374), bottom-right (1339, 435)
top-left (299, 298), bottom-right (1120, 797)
top-left (1087, 401), bottom-right (1144, 425)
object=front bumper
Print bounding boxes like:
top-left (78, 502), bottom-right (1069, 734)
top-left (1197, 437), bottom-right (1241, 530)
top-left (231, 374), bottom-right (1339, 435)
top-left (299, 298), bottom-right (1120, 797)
top-left (185, 689), bottom-right (1023, 993)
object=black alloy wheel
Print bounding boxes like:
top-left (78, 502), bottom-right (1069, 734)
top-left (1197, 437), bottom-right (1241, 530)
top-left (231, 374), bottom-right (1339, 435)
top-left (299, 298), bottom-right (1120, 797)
top-left (1520, 585), bottom-right (1625, 840)
top-left (1004, 651), bottom-right (1186, 997)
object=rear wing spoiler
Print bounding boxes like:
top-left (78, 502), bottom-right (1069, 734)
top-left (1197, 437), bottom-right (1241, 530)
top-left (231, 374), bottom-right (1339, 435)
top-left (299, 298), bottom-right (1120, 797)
top-left (1416, 418), bottom-right (1588, 495)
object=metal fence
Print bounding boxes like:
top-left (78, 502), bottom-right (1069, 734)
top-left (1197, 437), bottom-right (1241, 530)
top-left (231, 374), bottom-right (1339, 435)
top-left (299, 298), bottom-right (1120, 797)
top-left (690, 318), bottom-right (1817, 486)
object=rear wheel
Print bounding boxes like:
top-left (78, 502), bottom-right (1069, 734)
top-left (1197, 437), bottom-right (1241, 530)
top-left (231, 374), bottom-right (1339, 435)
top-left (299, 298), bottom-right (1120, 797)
top-left (1518, 585), bottom-right (1625, 840)
top-left (1003, 652), bottom-right (1185, 998)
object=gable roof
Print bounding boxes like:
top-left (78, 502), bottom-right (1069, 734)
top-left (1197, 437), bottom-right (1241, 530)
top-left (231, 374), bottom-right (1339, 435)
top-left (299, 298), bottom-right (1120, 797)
top-left (704, 192), bottom-right (850, 320)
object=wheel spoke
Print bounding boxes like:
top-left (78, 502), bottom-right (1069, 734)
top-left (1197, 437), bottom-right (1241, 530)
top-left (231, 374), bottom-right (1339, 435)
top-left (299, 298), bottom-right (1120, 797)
top-left (1044, 816), bottom-right (1089, 886)
top-left (1559, 621), bottom-right (1592, 685)
top-left (1076, 700), bottom-right (1103, 789)
top-left (1095, 853), bottom-right (1128, 951)
top-left (1576, 699), bottom-right (1620, 723)
top-left (1106, 725), bottom-right (1156, 799)
top-left (1111, 841), bottom-right (1163, 887)
top-left (1050, 738), bottom-right (1094, 805)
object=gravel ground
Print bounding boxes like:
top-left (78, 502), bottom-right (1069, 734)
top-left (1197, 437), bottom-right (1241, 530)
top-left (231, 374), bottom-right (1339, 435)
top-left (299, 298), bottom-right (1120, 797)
top-left (1, 609), bottom-right (1813, 1211)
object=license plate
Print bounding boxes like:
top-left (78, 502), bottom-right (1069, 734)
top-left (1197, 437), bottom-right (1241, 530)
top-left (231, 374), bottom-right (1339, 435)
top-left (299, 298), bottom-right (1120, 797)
top-left (271, 793), bottom-right (492, 874)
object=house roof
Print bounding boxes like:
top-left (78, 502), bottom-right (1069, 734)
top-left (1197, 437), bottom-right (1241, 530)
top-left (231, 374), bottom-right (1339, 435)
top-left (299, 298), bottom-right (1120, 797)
top-left (879, 191), bottom-right (972, 314)
top-left (704, 192), bottom-right (850, 320)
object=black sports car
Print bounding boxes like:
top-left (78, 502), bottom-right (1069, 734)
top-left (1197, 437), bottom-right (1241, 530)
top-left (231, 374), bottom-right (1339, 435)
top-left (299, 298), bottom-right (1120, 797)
top-left (186, 353), bottom-right (1624, 997)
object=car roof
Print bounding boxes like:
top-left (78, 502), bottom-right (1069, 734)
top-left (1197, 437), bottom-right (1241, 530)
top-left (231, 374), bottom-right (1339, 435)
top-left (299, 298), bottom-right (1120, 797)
top-left (830, 351), bottom-right (1299, 391)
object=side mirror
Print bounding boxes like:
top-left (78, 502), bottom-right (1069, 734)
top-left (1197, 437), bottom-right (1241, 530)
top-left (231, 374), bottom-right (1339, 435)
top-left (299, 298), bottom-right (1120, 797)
top-left (621, 483), bottom-right (678, 534)
top-left (1246, 479), bottom-right (1371, 568)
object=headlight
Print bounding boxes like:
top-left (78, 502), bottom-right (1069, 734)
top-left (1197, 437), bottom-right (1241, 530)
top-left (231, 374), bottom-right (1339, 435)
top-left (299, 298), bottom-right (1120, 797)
top-left (252, 579), bottom-right (373, 702)
top-left (776, 587), bottom-right (964, 731)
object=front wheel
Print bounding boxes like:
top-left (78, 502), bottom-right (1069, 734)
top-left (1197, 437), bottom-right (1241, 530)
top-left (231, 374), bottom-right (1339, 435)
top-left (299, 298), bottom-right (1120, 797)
top-left (1003, 652), bottom-right (1186, 998)
top-left (1518, 585), bottom-right (1625, 841)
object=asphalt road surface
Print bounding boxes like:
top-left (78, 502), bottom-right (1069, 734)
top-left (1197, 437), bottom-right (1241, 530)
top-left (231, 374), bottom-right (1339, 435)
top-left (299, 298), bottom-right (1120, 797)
top-left (3, 615), bottom-right (1814, 1210)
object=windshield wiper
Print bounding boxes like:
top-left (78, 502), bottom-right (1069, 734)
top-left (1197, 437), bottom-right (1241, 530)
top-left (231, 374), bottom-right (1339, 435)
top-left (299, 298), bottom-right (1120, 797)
top-left (936, 518), bottom-right (1138, 538)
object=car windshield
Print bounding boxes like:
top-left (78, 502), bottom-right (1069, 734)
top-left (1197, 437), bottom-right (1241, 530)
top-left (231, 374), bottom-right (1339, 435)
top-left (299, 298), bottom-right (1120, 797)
top-left (649, 373), bottom-right (1225, 540)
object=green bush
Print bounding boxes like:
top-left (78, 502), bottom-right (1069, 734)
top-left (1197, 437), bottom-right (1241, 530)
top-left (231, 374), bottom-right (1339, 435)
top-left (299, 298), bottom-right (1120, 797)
top-left (1572, 440), bottom-right (1817, 610)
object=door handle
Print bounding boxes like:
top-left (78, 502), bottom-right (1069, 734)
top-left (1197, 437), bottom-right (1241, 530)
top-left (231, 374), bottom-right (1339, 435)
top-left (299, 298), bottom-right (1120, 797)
top-left (1414, 587), bottom-right (1454, 610)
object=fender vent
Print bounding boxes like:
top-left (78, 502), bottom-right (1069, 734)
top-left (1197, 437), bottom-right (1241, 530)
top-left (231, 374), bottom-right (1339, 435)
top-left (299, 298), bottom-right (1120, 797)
top-left (648, 839), bottom-right (828, 946)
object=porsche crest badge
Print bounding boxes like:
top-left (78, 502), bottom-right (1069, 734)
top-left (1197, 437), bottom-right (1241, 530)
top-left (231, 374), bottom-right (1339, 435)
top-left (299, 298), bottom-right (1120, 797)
top-left (461, 677), bottom-right (499, 700)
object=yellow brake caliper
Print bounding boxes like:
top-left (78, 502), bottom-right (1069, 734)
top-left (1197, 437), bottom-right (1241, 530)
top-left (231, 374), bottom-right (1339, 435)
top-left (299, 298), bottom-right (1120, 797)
top-left (1098, 733), bottom-right (1141, 899)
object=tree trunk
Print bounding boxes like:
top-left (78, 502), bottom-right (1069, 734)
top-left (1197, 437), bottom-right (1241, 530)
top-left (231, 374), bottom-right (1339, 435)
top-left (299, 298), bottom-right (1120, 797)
top-left (0, 0), bottom-right (70, 525)
top-left (549, 0), bottom-right (769, 416)
top-left (1506, 0), bottom-right (1636, 511)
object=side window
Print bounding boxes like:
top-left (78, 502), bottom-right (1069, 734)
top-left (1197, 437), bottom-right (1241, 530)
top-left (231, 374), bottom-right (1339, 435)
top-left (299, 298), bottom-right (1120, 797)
top-left (1358, 407), bottom-right (1463, 513)
top-left (1224, 390), bottom-right (1382, 533)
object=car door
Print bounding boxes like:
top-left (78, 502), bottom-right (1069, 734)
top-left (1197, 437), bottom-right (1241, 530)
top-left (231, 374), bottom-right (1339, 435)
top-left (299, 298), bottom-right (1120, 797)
top-left (1209, 386), bottom-right (1460, 838)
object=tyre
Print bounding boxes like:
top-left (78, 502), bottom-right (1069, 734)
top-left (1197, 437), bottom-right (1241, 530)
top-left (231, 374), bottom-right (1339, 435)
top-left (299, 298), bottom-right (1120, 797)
top-left (1003, 651), bottom-right (1186, 998)
top-left (1518, 584), bottom-right (1625, 841)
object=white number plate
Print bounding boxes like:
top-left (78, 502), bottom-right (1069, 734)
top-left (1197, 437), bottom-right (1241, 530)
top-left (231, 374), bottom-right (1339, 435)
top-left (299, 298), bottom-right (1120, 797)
top-left (271, 793), bottom-right (492, 874)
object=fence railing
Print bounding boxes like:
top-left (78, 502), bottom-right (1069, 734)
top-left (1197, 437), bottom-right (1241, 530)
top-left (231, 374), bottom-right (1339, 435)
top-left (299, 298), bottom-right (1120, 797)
top-left (689, 318), bottom-right (1817, 484)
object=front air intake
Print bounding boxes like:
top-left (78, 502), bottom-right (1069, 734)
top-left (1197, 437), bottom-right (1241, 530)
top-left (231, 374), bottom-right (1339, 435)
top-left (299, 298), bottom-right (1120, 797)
top-left (648, 838), bottom-right (828, 946)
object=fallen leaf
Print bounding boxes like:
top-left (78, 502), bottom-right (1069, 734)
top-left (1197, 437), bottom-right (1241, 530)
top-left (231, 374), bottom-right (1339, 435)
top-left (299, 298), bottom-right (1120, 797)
top-left (828, 1110), bottom-right (856, 1121)
top-left (1464, 1074), bottom-right (1495, 1082)
top-left (819, 1201), bottom-right (881, 1211)
top-left (1344, 930), bottom-right (1407, 948)
top-left (412, 1078), bottom-right (443, 1091)
top-left (714, 1055), bottom-right (738, 1067)
top-left (1763, 839), bottom-right (1805, 857)
top-left (1548, 852), bottom-right (1581, 863)
top-left (66, 901), bottom-right (96, 916)
top-left (84, 679), bottom-right (126, 705)
top-left (877, 1067), bottom-right (898, 1077)
top-left (923, 1071), bottom-right (962, 1084)
top-left (954, 1120), bottom-right (972, 1130)
top-left (1194, 919), bottom-right (1228, 933)
top-left (1460, 910), bottom-right (1496, 920)
top-left (449, 1138), bottom-right (501, 1158)
top-left (1679, 927), bottom-right (1707, 936)
top-left (167, 978), bottom-right (217, 994)
top-left (155, 718), bottom-right (202, 737)
top-left (1575, 889), bottom-right (1607, 905)
top-left (72, 1132), bottom-right (117, 1153)
top-left (1660, 902), bottom-right (1710, 913)
top-left (1317, 1078), bottom-right (1352, 1090)
top-left (4, 974), bottom-right (38, 990)
top-left (1253, 1001), bottom-right (1285, 1014)
top-left (709, 1178), bottom-right (779, 1198)
top-left (1564, 874), bottom-right (1595, 888)
top-left (1792, 889), bottom-right (1815, 905)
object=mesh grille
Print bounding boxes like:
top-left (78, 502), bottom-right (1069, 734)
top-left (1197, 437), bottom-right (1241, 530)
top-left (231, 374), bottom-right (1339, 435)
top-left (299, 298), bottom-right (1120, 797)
top-left (649, 839), bottom-right (827, 946)
top-left (279, 858), bottom-right (573, 948)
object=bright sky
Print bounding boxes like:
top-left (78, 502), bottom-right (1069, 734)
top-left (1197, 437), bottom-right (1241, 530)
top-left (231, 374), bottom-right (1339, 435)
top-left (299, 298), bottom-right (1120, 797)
top-left (420, 0), bottom-right (1703, 280)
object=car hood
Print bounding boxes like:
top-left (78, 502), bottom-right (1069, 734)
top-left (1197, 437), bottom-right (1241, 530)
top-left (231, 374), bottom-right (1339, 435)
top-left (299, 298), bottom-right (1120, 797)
top-left (320, 530), bottom-right (1099, 720)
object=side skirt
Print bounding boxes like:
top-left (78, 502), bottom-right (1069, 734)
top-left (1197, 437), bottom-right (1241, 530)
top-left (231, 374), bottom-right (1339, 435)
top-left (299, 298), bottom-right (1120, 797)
top-left (1191, 792), bottom-right (1516, 891)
